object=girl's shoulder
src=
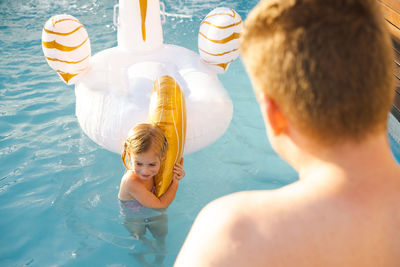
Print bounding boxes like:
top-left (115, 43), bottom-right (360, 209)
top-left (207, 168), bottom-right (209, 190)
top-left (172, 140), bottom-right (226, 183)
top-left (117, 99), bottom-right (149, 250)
top-left (123, 170), bottom-right (138, 180)
top-left (121, 171), bottom-right (140, 187)
top-left (124, 171), bottom-right (149, 189)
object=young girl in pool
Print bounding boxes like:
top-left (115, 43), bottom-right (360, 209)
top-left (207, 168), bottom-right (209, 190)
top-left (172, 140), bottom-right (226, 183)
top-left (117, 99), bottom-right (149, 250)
top-left (118, 123), bottom-right (185, 265)
top-left (118, 123), bottom-right (185, 210)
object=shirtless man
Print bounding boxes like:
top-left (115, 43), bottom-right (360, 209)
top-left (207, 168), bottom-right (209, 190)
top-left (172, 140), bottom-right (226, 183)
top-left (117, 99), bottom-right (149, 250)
top-left (175, 0), bottom-right (400, 266)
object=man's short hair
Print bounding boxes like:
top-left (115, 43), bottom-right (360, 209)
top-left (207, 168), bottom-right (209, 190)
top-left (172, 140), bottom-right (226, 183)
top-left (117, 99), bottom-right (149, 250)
top-left (241, 0), bottom-right (395, 144)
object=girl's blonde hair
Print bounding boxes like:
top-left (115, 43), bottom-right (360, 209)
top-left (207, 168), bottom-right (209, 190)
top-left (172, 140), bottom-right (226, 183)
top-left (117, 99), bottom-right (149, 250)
top-left (122, 123), bottom-right (168, 170)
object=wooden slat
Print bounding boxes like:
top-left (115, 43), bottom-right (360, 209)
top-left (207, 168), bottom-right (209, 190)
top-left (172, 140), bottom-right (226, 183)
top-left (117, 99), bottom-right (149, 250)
top-left (394, 45), bottom-right (400, 98)
top-left (379, 0), bottom-right (400, 15)
top-left (394, 49), bottom-right (400, 79)
top-left (380, 1), bottom-right (400, 30)
top-left (395, 68), bottom-right (400, 82)
top-left (394, 43), bottom-right (400, 62)
top-left (395, 74), bottom-right (400, 108)
top-left (388, 22), bottom-right (400, 43)
top-left (394, 89), bottom-right (400, 110)
top-left (379, 1), bottom-right (400, 119)
top-left (396, 74), bottom-right (400, 89)
top-left (379, 0), bottom-right (400, 42)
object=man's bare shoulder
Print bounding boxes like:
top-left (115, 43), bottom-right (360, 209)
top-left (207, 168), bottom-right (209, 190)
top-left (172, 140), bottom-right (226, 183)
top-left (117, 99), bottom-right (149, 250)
top-left (175, 188), bottom-right (299, 267)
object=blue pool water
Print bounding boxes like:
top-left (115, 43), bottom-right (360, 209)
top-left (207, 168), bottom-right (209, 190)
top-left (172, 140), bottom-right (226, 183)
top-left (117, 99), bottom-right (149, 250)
top-left (1, 0), bottom-right (399, 266)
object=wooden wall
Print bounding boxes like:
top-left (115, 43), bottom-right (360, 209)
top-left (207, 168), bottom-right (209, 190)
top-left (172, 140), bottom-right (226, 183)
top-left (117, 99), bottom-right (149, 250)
top-left (379, 0), bottom-right (400, 120)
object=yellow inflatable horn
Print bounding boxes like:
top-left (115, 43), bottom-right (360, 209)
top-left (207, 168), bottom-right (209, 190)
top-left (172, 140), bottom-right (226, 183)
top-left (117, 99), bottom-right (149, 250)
top-left (149, 75), bottom-right (187, 197)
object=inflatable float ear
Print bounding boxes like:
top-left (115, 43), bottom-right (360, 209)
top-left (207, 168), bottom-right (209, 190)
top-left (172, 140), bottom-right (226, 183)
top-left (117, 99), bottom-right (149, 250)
top-left (198, 7), bottom-right (242, 73)
top-left (149, 75), bottom-right (187, 197)
top-left (42, 14), bottom-right (91, 85)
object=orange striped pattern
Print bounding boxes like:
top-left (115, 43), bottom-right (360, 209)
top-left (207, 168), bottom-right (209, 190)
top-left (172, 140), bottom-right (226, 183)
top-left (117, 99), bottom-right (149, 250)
top-left (43, 25), bottom-right (84, 36)
top-left (199, 47), bottom-right (239, 57)
top-left (52, 18), bottom-right (80, 25)
top-left (139, 0), bottom-right (148, 41)
top-left (202, 59), bottom-right (232, 71)
top-left (204, 9), bottom-right (238, 19)
top-left (42, 37), bottom-right (88, 52)
top-left (198, 7), bottom-right (242, 72)
top-left (57, 71), bottom-right (79, 83)
top-left (42, 14), bottom-right (91, 85)
top-left (217, 62), bottom-right (230, 70)
top-left (149, 75), bottom-right (187, 197)
top-left (45, 54), bottom-right (90, 64)
top-left (200, 19), bottom-right (242, 29)
top-left (198, 32), bottom-right (240, 44)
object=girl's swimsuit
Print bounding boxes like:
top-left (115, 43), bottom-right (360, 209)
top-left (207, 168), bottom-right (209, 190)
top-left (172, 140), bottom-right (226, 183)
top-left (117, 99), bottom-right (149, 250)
top-left (119, 186), bottom-right (165, 220)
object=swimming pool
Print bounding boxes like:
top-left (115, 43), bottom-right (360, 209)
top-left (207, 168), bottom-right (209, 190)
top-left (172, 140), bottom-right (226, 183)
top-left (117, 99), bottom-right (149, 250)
top-left (1, 0), bottom-right (399, 266)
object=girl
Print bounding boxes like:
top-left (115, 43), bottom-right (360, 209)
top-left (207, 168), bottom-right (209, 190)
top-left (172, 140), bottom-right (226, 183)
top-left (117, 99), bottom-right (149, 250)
top-left (118, 123), bottom-right (185, 210)
top-left (118, 123), bottom-right (185, 265)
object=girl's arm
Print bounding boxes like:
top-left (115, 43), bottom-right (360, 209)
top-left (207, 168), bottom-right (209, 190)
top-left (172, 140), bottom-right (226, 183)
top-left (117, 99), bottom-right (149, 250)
top-left (130, 159), bottom-right (185, 209)
top-left (129, 177), bottom-right (179, 209)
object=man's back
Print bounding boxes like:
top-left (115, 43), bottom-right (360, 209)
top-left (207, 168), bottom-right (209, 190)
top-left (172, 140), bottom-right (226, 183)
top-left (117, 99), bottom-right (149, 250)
top-left (176, 137), bottom-right (400, 266)
top-left (211, 176), bottom-right (400, 266)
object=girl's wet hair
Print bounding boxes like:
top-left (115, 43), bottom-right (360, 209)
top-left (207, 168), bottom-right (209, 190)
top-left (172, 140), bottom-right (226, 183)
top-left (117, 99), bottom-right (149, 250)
top-left (122, 123), bottom-right (168, 170)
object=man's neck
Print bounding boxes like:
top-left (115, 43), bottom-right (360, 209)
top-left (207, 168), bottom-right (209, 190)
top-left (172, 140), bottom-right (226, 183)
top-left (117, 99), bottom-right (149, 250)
top-left (287, 133), bottom-right (398, 183)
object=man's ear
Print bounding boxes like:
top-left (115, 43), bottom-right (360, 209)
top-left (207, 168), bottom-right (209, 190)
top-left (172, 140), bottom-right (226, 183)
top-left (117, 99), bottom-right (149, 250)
top-left (258, 92), bottom-right (288, 136)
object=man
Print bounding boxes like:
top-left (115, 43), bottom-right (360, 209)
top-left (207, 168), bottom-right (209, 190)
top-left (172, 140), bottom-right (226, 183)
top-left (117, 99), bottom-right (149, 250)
top-left (175, 0), bottom-right (400, 266)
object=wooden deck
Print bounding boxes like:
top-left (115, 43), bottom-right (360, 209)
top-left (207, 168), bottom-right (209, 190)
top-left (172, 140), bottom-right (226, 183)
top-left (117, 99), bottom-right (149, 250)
top-left (379, 0), bottom-right (400, 121)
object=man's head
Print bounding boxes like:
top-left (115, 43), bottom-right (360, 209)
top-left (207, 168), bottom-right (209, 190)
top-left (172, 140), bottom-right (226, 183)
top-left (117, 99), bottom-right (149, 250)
top-left (241, 0), bottom-right (394, 145)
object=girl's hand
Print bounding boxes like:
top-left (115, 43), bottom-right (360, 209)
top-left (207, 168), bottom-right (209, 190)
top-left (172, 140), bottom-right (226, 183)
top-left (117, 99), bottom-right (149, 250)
top-left (173, 158), bottom-right (185, 180)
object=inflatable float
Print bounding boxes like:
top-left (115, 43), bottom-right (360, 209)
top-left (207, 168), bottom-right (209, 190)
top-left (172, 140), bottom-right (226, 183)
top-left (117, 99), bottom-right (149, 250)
top-left (41, 0), bottom-right (242, 156)
top-left (149, 75), bottom-right (186, 197)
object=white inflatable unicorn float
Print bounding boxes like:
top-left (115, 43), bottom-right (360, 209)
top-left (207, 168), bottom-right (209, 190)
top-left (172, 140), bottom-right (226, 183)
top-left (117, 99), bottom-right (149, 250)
top-left (42, 0), bottom-right (242, 155)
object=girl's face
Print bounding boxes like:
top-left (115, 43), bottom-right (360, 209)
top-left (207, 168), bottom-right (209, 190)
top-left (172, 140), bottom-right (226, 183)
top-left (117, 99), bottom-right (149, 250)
top-left (130, 149), bottom-right (162, 180)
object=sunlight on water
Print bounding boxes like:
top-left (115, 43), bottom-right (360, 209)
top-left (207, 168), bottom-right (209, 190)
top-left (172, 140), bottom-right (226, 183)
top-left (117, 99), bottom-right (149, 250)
top-left (0, 0), bottom-right (399, 266)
